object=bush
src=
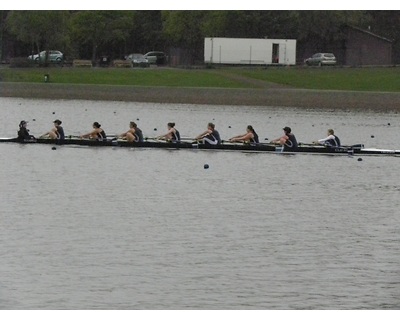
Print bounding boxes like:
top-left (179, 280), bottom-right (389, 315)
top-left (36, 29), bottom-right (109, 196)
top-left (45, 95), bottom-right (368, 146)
top-left (10, 57), bottom-right (34, 68)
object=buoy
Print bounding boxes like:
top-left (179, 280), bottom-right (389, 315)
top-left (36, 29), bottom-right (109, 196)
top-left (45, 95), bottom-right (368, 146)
top-left (52, 112), bottom-right (55, 114)
top-left (228, 126), bottom-right (231, 128)
top-left (137, 118), bottom-right (139, 121)
top-left (204, 164), bottom-right (209, 169)
top-left (52, 146), bottom-right (57, 150)
top-left (154, 128), bottom-right (157, 131)
top-left (357, 158), bottom-right (362, 161)
top-left (388, 123), bottom-right (391, 126)
top-left (264, 138), bottom-right (268, 141)
top-left (371, 135), bottom-right (375, 138)
top-left (32, 119), bottom-right (36, 121)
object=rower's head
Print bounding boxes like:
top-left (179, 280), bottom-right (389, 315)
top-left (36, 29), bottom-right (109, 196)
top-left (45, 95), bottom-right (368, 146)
top-left (93, 122), bottom-right (101, 128)
top-left (328, 129), bottom-right (334, 135)
top-left (130, 121), bottom-right (137, 128)
top-left (167, 122), bottom-right (175, 128)
top-left (283, 126), bottom-right (291, 134)
top-left (247, 125), bottom-right (255, 133)
top-left (53, 119), bottom-right (62, 126)
top-left (208, 122), bottom-right (215, 130)
top-left (19, 120), bottom-right (27, 128)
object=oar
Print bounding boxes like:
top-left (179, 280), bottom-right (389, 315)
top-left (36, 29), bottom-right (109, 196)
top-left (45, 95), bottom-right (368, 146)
top-left (180, 137), bottom-right (199, 142)
top-left (221, 140), bottom-right (277, 146)
top-left (299, 142), bottom-right (365, 150)
top-left (145, 136), bottom-right (163, 141)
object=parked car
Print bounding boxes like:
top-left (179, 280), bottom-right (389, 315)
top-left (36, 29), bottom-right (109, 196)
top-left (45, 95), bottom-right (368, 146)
top-left (143, 51), bottom-right (167, 65)
top-left (304, 53), bottom-right (336, 66)
top-left (126, 53), bottom-right (149, 67)
top-left (28, 50), bottom-right (64, 63)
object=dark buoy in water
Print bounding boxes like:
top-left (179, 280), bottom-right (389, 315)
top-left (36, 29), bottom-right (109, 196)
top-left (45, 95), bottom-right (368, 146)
top-left (371, 135), bottom-right (375, 138)
top-left (228, 126), bottom-right (231, 128)
top-left (264, 138), bottom-right (268, 141)
top-left (52, 112), bottom-right (55, 114)
top-left (388, 123), bottom-right (391, 126)
top-left (52, 146), bottom-right (57, 150)
top-left (154, 128), bottom-right (157, 131)
top-left (204, 164), bottom-right (209, 169)
top-left (357, 158), bottom-right (362, 161)
top-left (32, 119), bottom-right (36, 121)
top-left (137, 118), bottom-right (139, 121)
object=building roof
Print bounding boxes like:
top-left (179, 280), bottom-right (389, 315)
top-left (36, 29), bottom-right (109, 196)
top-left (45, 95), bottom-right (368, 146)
top-left (346, 25), bottom-right (393, 43)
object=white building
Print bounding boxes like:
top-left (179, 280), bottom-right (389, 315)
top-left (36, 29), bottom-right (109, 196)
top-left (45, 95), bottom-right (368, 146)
top-left (204, 37), bottom-right (297, 66)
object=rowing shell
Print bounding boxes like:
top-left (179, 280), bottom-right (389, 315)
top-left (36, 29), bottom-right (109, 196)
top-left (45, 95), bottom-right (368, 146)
top-left (1, 137), bottom-right (399, 156)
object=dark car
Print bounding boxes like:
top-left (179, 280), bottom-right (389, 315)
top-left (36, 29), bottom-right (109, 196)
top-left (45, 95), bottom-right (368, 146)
top-left (144, 51), bottom-right (167, 65)
top-left (304, 53), bottom-right (336, 66)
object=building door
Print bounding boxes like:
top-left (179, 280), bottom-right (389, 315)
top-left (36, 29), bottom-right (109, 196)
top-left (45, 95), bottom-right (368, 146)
top-left (272, 43), bottom-right (279, 63)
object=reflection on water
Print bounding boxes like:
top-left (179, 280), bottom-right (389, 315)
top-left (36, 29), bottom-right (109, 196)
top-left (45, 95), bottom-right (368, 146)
top-left (0, 98), bottom-right (399, 309)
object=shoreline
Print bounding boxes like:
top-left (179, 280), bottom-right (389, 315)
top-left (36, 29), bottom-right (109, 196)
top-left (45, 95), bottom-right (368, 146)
top-left (1, 82), bottom-right (400, 111)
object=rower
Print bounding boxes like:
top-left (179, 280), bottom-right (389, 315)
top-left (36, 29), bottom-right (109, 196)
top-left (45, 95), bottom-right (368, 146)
top-left (40, 119), bottom-right (65, 140)
top-left (314, 129), bottom-right (341, 147)
top-left (271, 126), bottom-right (298, 151)
top-left (229, 125), bottom-right (259, 144)
top-left (80, 122), bottom-right (107, 140)
top-left (157, 122), bottom-right (181, 142)
top-left (17, 120), bottom-right (35, 141)
top-left (195, 122), bottom-right (221, 145)
top-left (119, 121), bottom-right (143, 142)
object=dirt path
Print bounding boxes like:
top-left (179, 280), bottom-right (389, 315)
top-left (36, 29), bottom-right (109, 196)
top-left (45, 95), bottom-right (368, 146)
top-left (1, 82), bottom-right (400, 111)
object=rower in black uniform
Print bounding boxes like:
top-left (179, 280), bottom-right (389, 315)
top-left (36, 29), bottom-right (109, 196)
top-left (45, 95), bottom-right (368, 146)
top-left (40, 119), bottom-right (65, 140)
top-left (80, 122), bottom-right (107, 140)
top-left (314, 129), bottom-right (341, 147)
top-left (17, 120), bottom-right (35, 141)
top-left (195, 122), bottom-right (221, 145)
top-left (229, 125), bottom-right (259, 144)
top-left (119, 121), bottom-right (143, 142)
top-left (271, 126), bottom-right (298, 151)
top-left (157, 122), bottom-right (181, 142)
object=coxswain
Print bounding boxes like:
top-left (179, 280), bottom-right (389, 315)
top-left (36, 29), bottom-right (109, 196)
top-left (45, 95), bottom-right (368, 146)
top-left (271, 126), bottom-right (298, 151)
top-left (40, 119), bottom-right (65, 140)
top-left (80, 122), bottom-right (107, 140)
top-left (157, 122), bottom-right (181, 142)
top-left (229, 125), bottom-right (259, 144)
top-left (195, 122), bottom-right (221, 145)
top-left (314, 129), bottom-right (341, 147)
top-left (119, 121), bottom-right (143, 142)
top-left (17, 120), bottom-right (35, 141)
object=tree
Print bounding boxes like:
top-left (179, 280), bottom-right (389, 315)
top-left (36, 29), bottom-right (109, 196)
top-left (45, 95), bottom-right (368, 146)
top-left (163, 11), bottom-right (207, 63)
top-left (6, 10), bottom-right (70, 64)
top-left (70, 11), bottom-right (134, 62)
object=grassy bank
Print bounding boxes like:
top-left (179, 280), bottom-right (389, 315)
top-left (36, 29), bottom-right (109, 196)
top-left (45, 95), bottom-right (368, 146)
top-left (1, 66), bottom-right (400, 92)
top-left (0, 67), bottom-right (255, 88)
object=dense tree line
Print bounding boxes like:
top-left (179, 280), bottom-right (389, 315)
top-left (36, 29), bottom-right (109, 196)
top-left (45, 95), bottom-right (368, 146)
top-left (1, 10), bottom-right (400, 65)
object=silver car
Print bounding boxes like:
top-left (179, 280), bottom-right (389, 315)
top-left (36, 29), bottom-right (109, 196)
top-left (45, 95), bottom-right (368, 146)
top-left (126, 53), bottom-right (149, 67)
top-left (28, 50), bottom-right (64, 63)
top-left (304, 53), bottom-right (336, 66)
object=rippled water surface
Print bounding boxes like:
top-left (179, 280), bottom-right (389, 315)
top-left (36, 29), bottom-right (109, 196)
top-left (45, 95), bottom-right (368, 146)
top-left (0, 97), bottom-right (399, 309)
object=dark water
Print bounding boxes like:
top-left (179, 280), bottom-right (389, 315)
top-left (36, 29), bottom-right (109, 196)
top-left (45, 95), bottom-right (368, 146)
top-left (0, 98), bottom-right (399, 309)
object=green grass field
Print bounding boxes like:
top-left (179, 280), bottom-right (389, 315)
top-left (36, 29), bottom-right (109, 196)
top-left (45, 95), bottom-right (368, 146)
top-left (1, 66), bottom-right (400, 92)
